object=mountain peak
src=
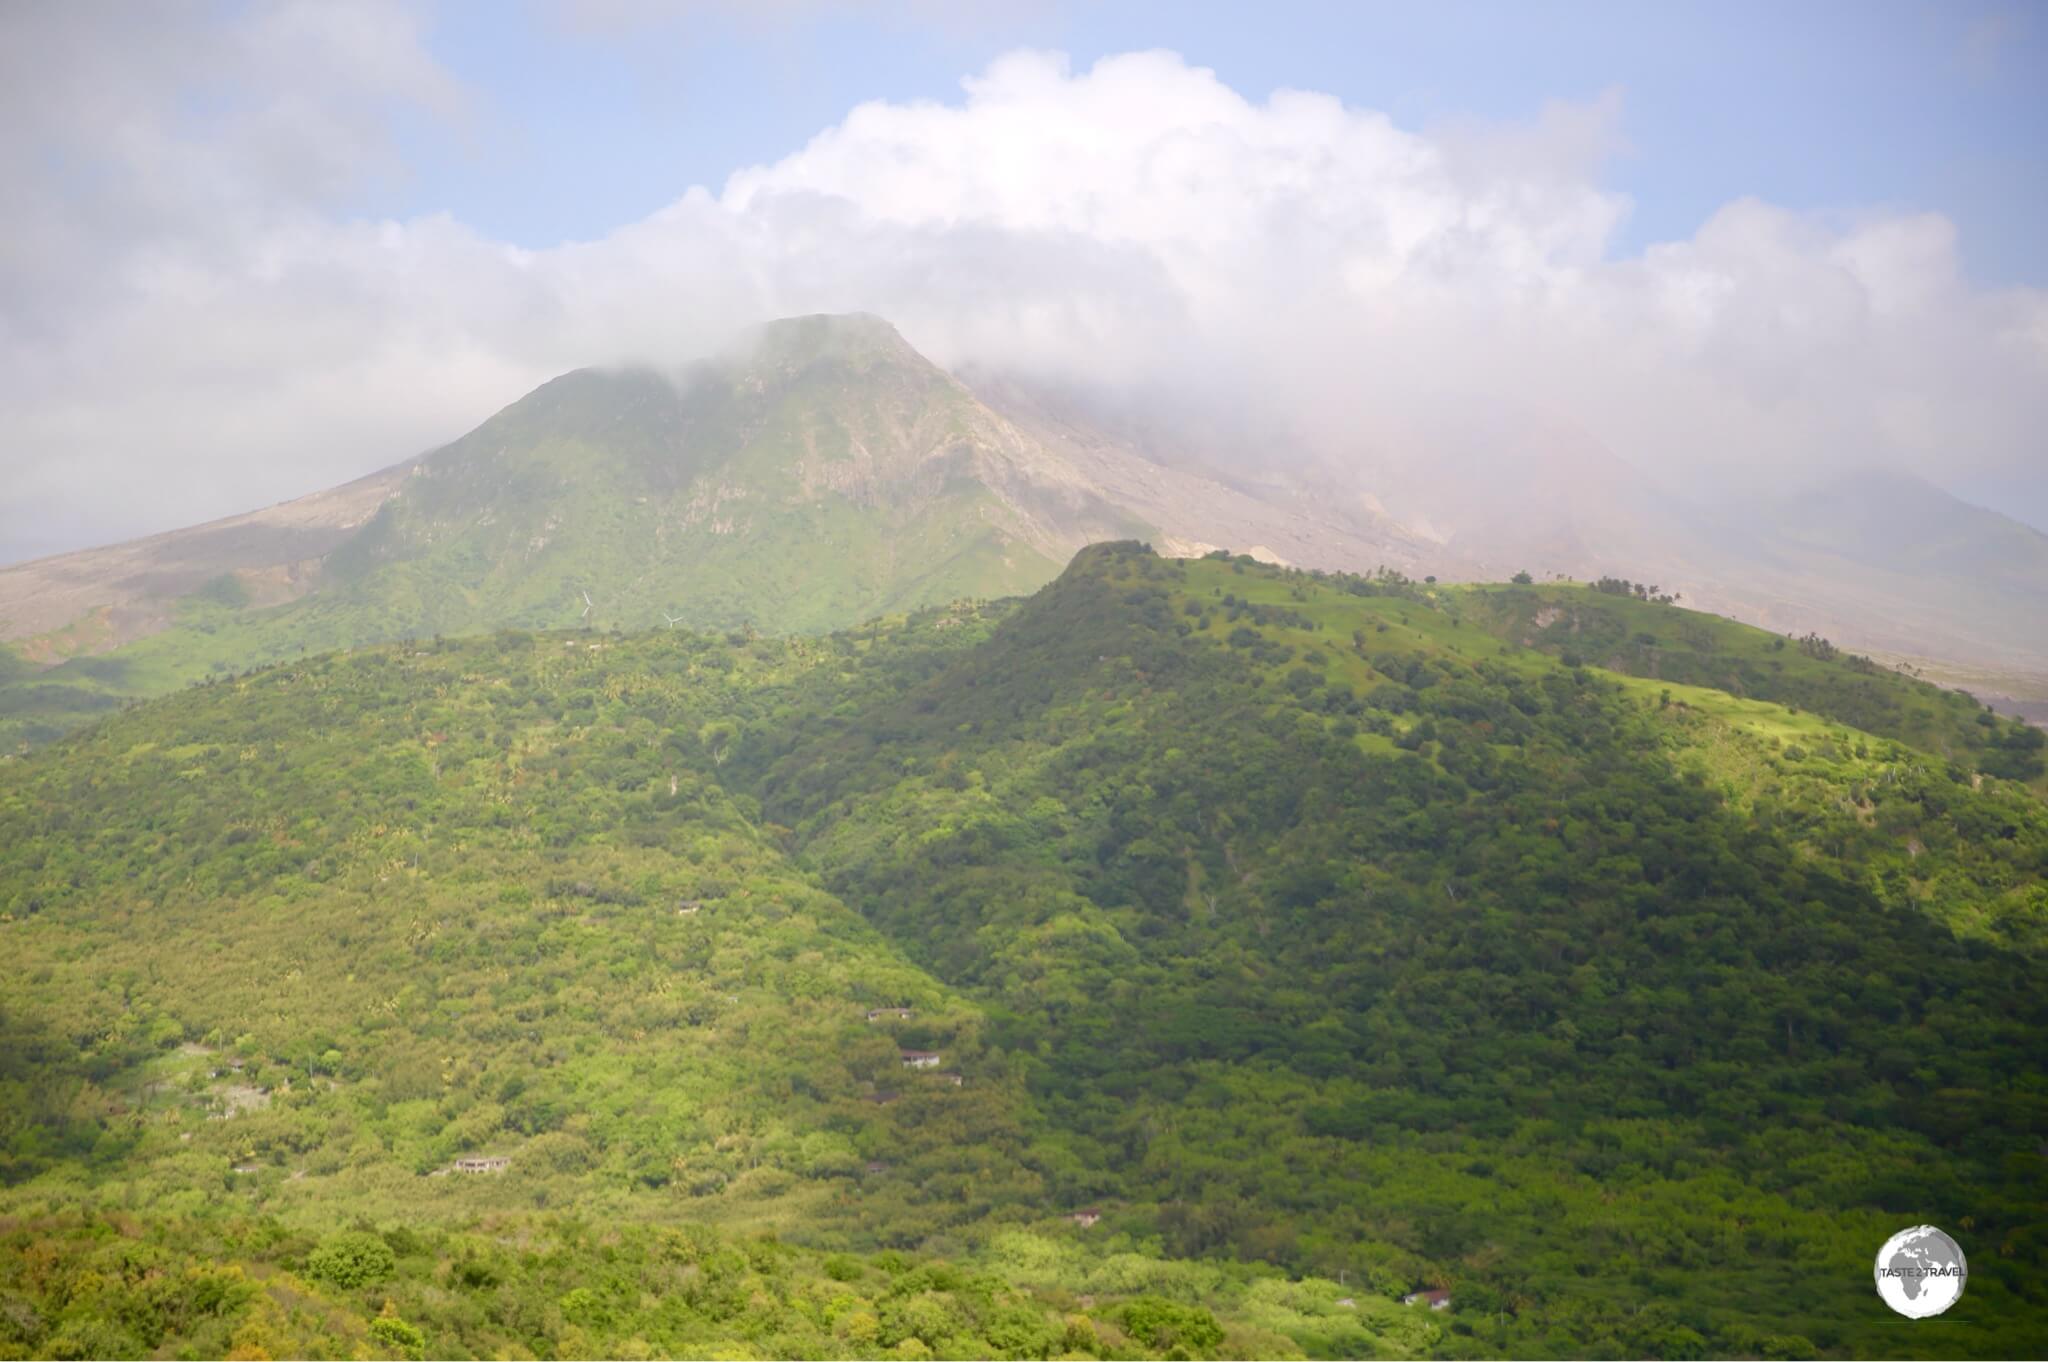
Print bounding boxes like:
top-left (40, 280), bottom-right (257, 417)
top-left (740, 311), bottom-right (921, 370)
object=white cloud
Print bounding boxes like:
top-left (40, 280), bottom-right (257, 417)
top-left (1, 21), bottom-right (2043, 563)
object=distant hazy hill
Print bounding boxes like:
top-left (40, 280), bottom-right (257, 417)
top-left (2, 315), bottom-right (1133, 647)
top-left (2, 546), bottom-right (2043, 1358)
top-left (1318, 421), bottom-right (2048, 676)
top-left (1708, 469), bottom-right (2048, 667)
top-left (0, 314), bottom-right (1436, 746)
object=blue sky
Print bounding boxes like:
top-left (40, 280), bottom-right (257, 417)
top-left (383, 0), bottom-right (2047, 284)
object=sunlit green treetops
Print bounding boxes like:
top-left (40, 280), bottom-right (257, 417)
top-left (2, 544), bottom-right (2043, 1359)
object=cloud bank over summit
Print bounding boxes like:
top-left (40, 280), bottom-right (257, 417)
top-left (3, 5), bottom-right (2044, 563)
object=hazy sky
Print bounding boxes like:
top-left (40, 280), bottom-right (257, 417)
top-left (2, 0), bottom-right (2044, 565)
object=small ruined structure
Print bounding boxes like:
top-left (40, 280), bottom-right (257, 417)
top-left (934, 1071), bottom-right (964, 1087)
top-left (866, 1007), bottom-right (914, 1022)
top-left (900, 1049), bottom-right (942, 1069)
top-left (453, 1156), bottom-right (511, 1174)
top-left (1401, 1289), bottom-right (1452, 1310)
top-left (676, 900), bottom-right (704, 915)
top-left (1068, 1209), bottom-right (1102, 1228)
top-left (212, 1083), bottom-right (271, 1118)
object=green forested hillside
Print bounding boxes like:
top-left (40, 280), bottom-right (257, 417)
top-left (1455, 582), bottom-right (2045, 783)
top-left (2, 546), bottom-right (2044, 1359)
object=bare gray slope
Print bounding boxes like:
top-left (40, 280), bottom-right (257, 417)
top-left (0, 461), bottom-right (412, 656)
top-left (963, 371), bottom-right (1447, 574)
top-left (1682, 470), bottom-right (2048, 670)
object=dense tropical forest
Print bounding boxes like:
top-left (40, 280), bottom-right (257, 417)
top-left (2, 545), bottom-right (2043, 1359)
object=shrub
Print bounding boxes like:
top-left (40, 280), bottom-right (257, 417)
top-left (982, 1303), bottom-right (1061, 1358)
top-left (368, 1313), bottom-right (425, 1358)
top-left (305, 1231), bottom-right (395, 1290)
top-left (558, 1286), bottom-right (611, 1329)
top-left (1116, 1296), bottom-right (1224, 1355)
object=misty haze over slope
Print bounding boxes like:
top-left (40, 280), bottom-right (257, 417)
top-left (3, 314), bottom-right (2043, 700)
top-left (969, 369), bottom-right (2048, 671)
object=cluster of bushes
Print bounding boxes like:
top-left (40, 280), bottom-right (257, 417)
top-left (0, 1218), bottom-right (1277, 1361)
